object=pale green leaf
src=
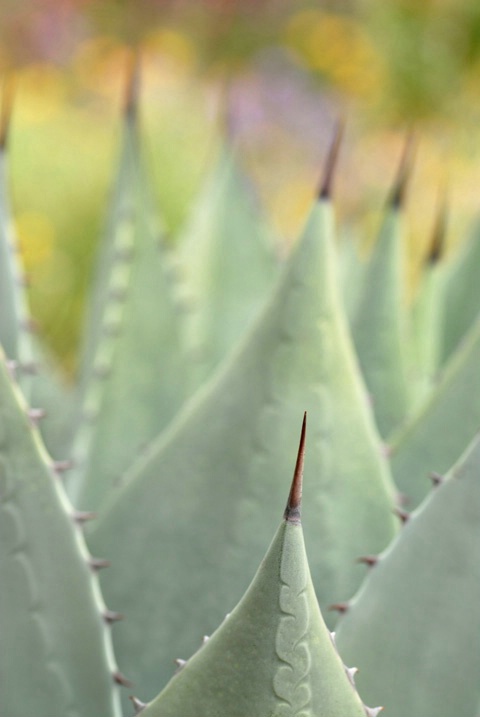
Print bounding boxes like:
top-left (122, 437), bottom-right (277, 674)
top-left (337, 434), bottom-right (480, 717)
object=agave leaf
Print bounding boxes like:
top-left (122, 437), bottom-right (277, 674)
top-left (410, 201), bottom-right (448, 404)
top-left (176, 144), bottom-right (279, 388)
top-left (0, 350), bottom-right (122, 717)
top-left (351, 145), bottom-right (413, 438)
top-left (390, 312), bottom-right (480, 507)
top-left (67, 69), bottom-right (187, 511)
top-left (440, 218), bottom-right (480, 364)
top-left (337, 226), bottom-right (365, 323)
top-left (410, 262), bottom-right (446, 403)
top-left (137, 420), bottom-right (378, 717)
top-left (89, 160), bottom-right (396, 701)
top-left (336, 433), bottom-right (480, 717)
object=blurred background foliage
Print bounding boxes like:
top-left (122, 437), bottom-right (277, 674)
top-left (2, 0), bottom-right (480, 374)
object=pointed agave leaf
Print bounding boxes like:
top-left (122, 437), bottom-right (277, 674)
top-left (390, 312), bottom-right (480, 507)
top-left (351, 142), bottom-right (413, 437)
top-left (338, 226), bottom-right (366, 323)
top-left (89, 159), bottom-right (396, 700)
top-left (440, 217), bottom-right (480, 364)
top-left (67, 66), bottom-right (186, 511)
top-left (0, 350), bottom-right (121, 717)
top-left (176, 144), bottom-right (279, 388)
top-left (336, 434), bottom-right (480, 717)
top-left (138, 421), bottom-right (378, 717)
top-left (410, 198), bottom-right (448, 404)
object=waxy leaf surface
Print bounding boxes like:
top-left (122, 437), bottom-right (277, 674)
top-left (90, 196), bottom-right (396, 702)
top-left (337, 434), bottom-right (480, 717)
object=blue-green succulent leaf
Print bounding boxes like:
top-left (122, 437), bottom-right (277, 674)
top-left (0, 350), bottom-right (122, 717)
top-left (337, 433), bottom-right (480, 717)
top-left (67, 71), bottom-right (187, 511)
top-left (90, 190), bottom-right (396, 702)
top-left (138, 424), bottom-right (379, 717)
top-left (176, 144), bottom-right (279, 388)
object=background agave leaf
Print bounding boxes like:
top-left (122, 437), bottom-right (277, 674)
top-left (440, 216), bottom-right (480, 364)
top-left (176, 143), bottom-right (280, 389)
top-left (390, 312), bottom-right (480, 506)
top-left (66, 67), bottom-right (187, 511)
top-left (410, 198), bottom-right (448, 405)
top-left (89, 147), bottom-right (397, 703)
top-left (337, 226), bottom-right (365, 323)
top-left (0, 349), bottom-right (122, 717)
top-left (336, 432), bottom-right (480, 717)
top-left (351, 140), bottom-right (413, 438)
top-left (137, 419), bottom-right (379, 717)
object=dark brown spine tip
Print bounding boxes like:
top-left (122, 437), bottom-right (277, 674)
top-left (357, 555), bottom-right (379, 567)
top-left (427, 186), bottom-right (448, 265)
top-left (113, 670), bottom-right (132, 687)
top-left (124, 48), bottom-right (141, 121)
top-left (129, 696), bottom-right (147, 713)
top-left (394, 507), bottom-right (410, 524)
top-left (388, 130), bottom-right (416, 210)
top-left (0, 75), bottom-right (15, 151)
top-left (318, 119), bottom-right (344, 200)
top-left (284, 412), bottom-right (307, 524)
top-left (329, 602), bottom-right (349, 614)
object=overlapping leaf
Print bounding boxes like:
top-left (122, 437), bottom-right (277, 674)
top-left (137, 425), bottom-right (379, 717)
top-left (390, 311), bottom-right (480, 506)
top-left (0, 349), bottom-right (122, 717)
top-left (66, 80), bottom-right (187, 511)
top-left (351, 186), bottom-right (412, 438)
top-left (89, 180), bottom-right (397, 702)
top-left (176, 144), bottom-right (279, 388)
top-left (336, 433), bottom-right (480, 717)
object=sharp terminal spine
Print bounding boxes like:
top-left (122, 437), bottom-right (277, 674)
top-left (284, 412), bottom-right (307, 524)
top-left (365, 707), bottom-right (384, 716)
top-left (124, 48), bottom-right (141, 121)
top-left (388, 131), bottom-right (415, 209)
top-left (318, 119), bottom-right (344, 200)
top-left (427, 183), bottom-right (448, 265)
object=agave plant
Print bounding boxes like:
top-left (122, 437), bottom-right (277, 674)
top-left (1, 64), bottom-right (480, 717)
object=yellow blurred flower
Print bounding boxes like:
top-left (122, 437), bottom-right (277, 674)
top-left (285, 11), bottom-right (386, 100)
